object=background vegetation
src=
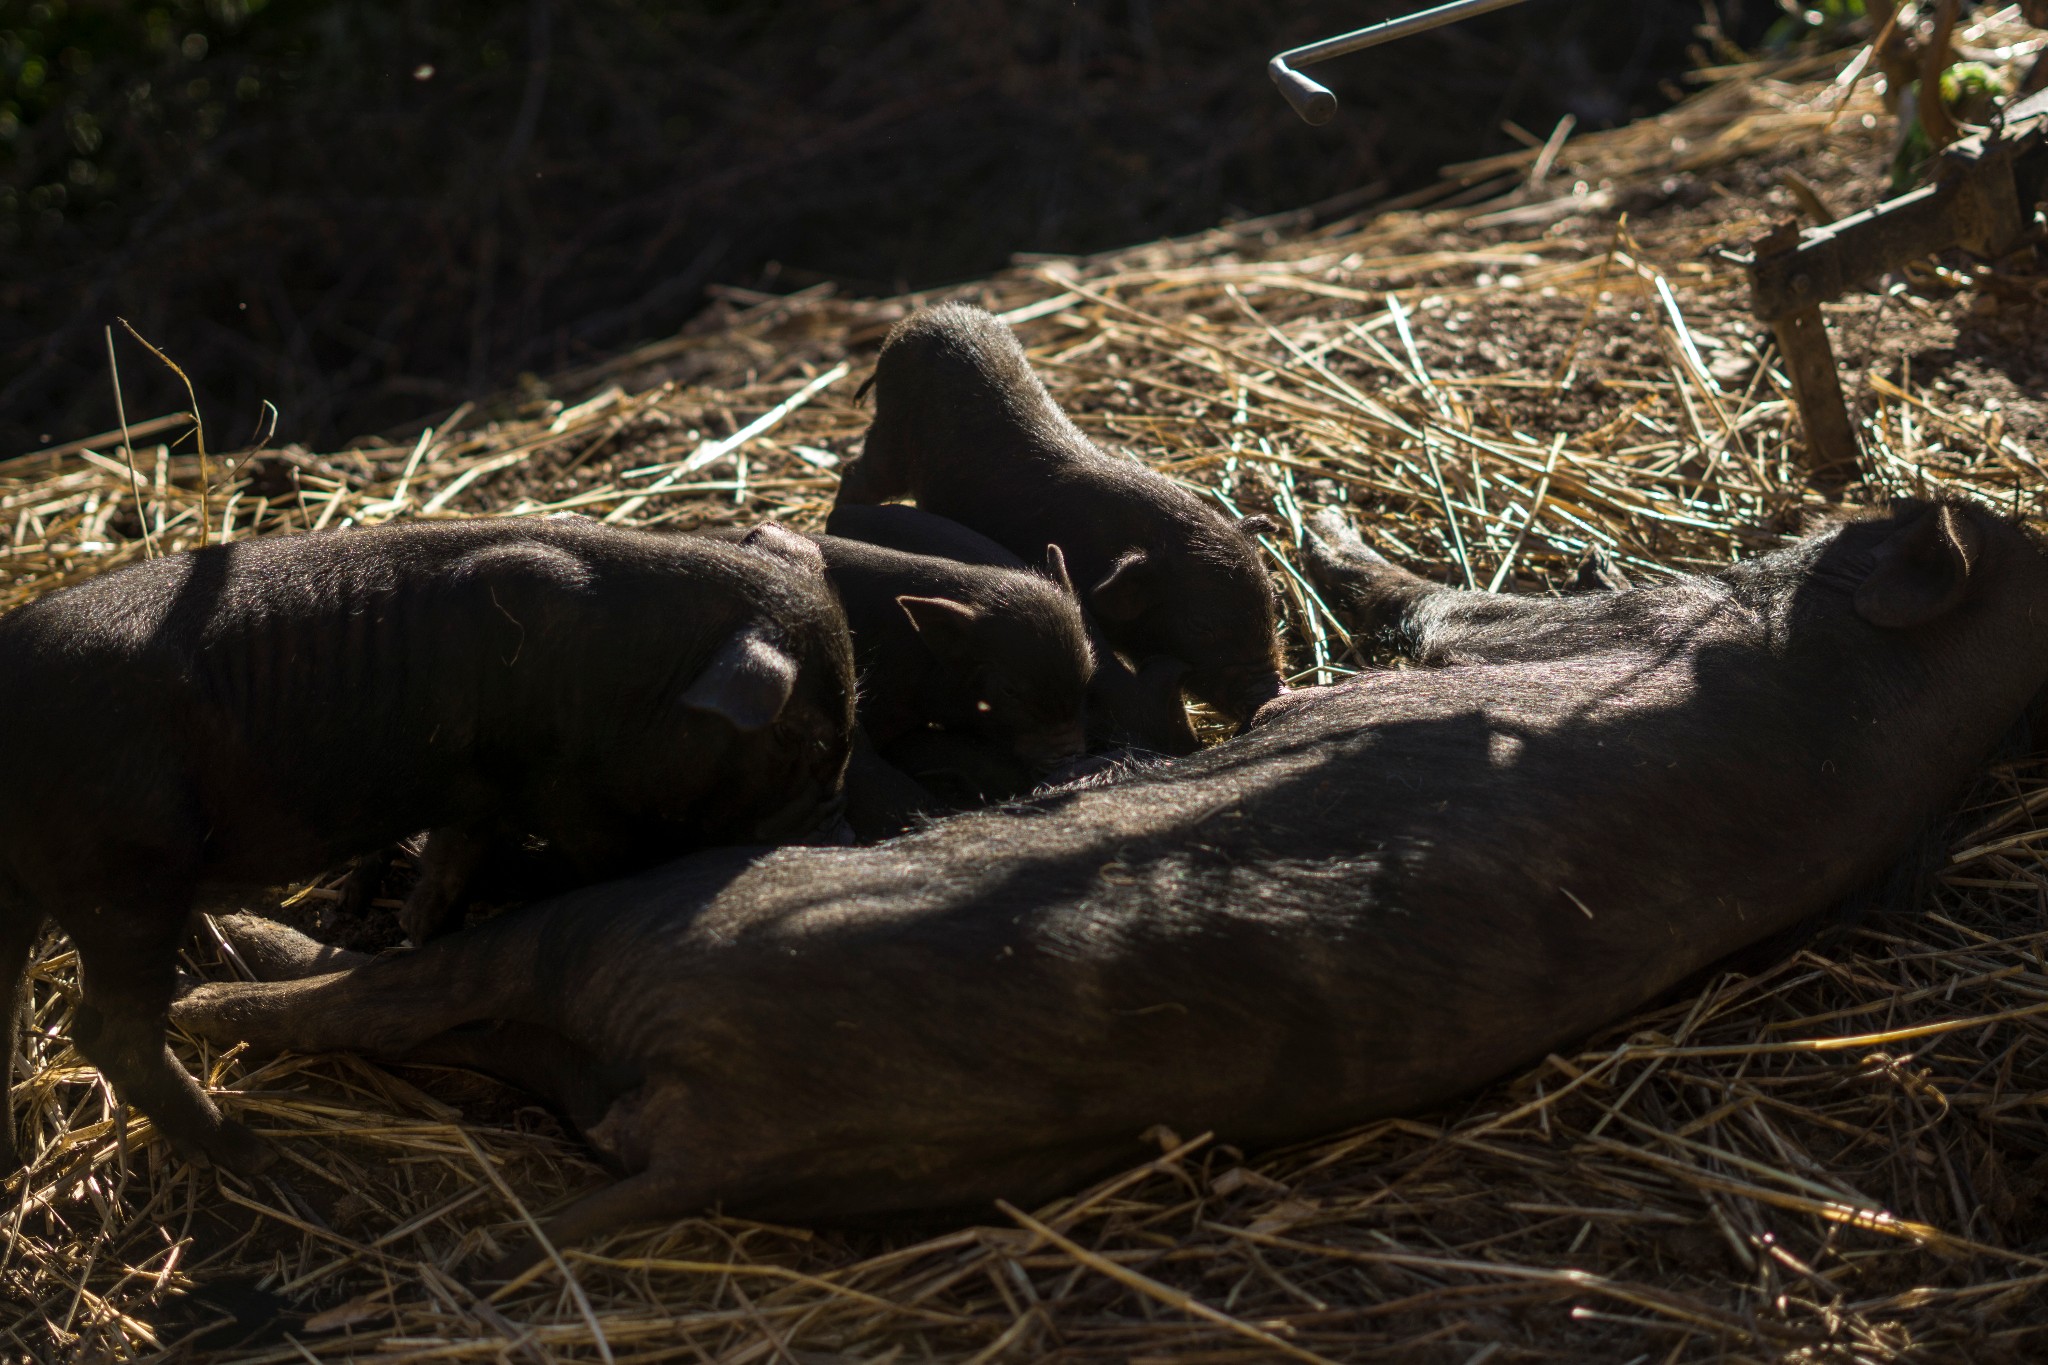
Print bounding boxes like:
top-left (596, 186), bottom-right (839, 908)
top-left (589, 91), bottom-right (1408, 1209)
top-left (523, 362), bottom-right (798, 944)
top-left (2, 0), bottom-right (1778, 452)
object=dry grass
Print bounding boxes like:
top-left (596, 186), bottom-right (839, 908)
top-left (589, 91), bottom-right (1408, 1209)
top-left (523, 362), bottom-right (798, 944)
top-left (8, 12), bottom-right (2048, 1362)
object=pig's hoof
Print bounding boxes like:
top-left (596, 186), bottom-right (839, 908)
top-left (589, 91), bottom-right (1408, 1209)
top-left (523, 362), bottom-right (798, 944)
top-left (201, 1119), bottom-right (277, 1176)
top-left (167, 983), bottom-right (237, 1035)
top-left (1306, 509), bottom-right (1380, 562)
top-left (1572, 548), bottom-right (1633, 594)
top-left (478, 1240), bottom-right (546, 1287)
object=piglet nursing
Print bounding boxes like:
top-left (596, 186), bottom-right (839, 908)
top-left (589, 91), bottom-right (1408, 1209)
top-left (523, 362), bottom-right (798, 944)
top-left (0, 517), bottom-right (853, 1175)
top-left (837, 303), bottom-right (1284, 721)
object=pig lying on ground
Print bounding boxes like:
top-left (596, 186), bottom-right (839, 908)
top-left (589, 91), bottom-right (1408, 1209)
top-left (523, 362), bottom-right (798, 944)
top-left (835, 303), bottom-right (1284, 721)
top-left (0, 518), bottom-right (854, 1177)
top-left (827, 503), bottom-right (1201, 756)
top-left (174, 497), bottom-right (2042, 1267)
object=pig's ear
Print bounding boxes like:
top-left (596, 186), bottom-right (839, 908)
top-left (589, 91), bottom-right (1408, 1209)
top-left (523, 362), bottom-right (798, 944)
top-left (1044, 544), bottom-right (1077, 597)
top-left (1854, 503), bottom-right (1980, 630)
top-left (898, 595), bottom-right (982, 665)
top-left (1090, 550), bottom-right (1160, 623)
top-left (682, 626), bottom-right (801, 732)
top-left (1235, 514), bottom-right (1277, 538)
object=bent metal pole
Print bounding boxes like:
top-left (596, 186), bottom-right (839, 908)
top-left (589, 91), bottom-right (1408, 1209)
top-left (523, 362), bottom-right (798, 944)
top-left (1269, 0), bottom-right (1548, 125)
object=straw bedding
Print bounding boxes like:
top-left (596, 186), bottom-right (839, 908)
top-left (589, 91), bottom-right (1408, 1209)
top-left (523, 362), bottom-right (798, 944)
top-left (7, 15), bottom-right (2048, 1362)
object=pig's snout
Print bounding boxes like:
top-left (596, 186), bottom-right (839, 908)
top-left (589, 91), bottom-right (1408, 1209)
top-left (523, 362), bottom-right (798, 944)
top-left (1191, 667), bottom-right (1287, 724)
top-left (1246, 685), bottom-right (1314, 732)
top-left (750, 780), bottom-right (842, 844)
top-left (1014, 722), bottom-right (1089, 773)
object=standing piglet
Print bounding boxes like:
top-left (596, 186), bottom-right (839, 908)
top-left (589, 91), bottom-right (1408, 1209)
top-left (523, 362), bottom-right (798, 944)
top-left (835, 303), bottom-right (1284, 721)
top-left (0, 517), bottom-right (853, 1176)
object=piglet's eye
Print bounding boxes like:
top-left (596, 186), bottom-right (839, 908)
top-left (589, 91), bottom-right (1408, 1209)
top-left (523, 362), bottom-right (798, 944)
top-left (976, 700), bottom-right (992, 713)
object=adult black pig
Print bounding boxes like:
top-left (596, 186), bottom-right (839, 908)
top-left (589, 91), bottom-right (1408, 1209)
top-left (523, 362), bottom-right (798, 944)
top-left (174, 497), bottom-right (2041, 1265)
top-left (0, 517), bottom-right (854, 1177)
top-left (825, 502), bottom-right (1200, 756)
top-left (834, 303), bottom-right (1284, 721)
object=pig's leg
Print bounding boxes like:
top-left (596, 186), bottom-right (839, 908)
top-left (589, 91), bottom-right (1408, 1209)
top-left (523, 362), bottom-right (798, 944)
top-left (205, 913), bottom-right (370, 980)
top-left (0, 908), bottom-right (44, 1172)
top-left (830, 449), bottom-right (902, 506)
top-left (883, 730), bottom-right (1035, 806)
top-left (1304, 510), bottom-right (1569, 663)
top-left (1087, 651), bottom-right (1198, 756)
top-left (1301, 510), bottom-right (1449, 645)
top-left (398, 827), bottom-right (489, 945)
top-left (401, 1022), bottom-right (630, 1135)
top-left (329, 847), bottom-right (393, 929)
top-left (174, 912), bottom-right (544, 1059)
top-left (65, 901), bottom-right (272, 1172)
top-left (487, 1158), bottom-right (714, 1280)
top-left (843, 729), bottom-right (942, 841)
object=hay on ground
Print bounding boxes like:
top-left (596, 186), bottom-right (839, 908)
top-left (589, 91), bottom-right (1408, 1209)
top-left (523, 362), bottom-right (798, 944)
top-left (6, 14), bottom-right (2048, 1362)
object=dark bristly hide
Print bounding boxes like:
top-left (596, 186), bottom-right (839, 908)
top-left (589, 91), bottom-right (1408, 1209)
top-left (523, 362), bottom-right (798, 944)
top-left (836, 303), bottom-right (1284, 721)
top-left (807, 531), bottom-right (1093, 837)
top-left (825, 502), bottom-right (1201, 757)
top-left (175, 497), bottom-right (2048, 1272)
top-left (0, 517), bottom-right (854, 1176)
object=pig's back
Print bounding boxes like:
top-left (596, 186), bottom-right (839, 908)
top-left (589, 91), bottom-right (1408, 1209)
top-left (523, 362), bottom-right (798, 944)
top-left (0, 520), bottom-right (776, 871)
top-left (823, 504), bottom-right (1027, 569)
top-left (566, 647), bottom-right (1921, 1193)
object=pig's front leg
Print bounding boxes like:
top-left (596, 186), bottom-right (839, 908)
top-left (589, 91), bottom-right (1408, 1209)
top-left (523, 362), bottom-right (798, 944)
top-left (1304, 510), bottom-right (1572, 665)
top-left (882, 730), bottom-right (1035, 806)
top-left (842, 729), bottom-right (943, 842)
top-left (174, 919), bottom-right (539, 1061)
top-left (1087, 651), bottom-right (1199, 756)
top-left (65, 883), bottom-right (273, 1173)
top-left (329, 847), bottom-right (394, 930)
top-left (399, 827), bottom-right (491, 945)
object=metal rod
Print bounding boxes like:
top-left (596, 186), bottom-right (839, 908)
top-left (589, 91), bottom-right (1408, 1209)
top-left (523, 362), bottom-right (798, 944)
top-left (1269, 0), bottom-right (1547, 125)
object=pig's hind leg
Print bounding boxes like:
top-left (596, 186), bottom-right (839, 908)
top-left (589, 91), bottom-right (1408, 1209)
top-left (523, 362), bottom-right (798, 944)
top-left (404, 1022), bottom-right (633, 1137)
top-left (205, 912), bottom-right (370, 981)
top-left (483, 1085), bottom-right (720, 1280)
top-left (191, 916), bottom-right (627, 1132)
top-left (1304, 510), bottom-right (1577, 665)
